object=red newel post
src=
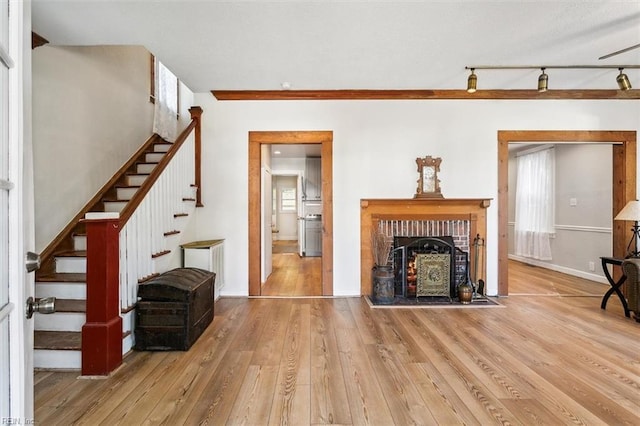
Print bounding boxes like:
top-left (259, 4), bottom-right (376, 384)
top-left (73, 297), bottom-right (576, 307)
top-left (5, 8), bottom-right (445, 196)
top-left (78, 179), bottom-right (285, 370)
top-left (81, 216), bottom-right (122, 376)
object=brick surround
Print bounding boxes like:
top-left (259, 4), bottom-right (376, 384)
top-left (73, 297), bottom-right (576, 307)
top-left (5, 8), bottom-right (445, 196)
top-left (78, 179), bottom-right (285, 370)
top-left (360, 198), bottom-right (491, 296)
top-left (378, 219), bottom-right (471, 253)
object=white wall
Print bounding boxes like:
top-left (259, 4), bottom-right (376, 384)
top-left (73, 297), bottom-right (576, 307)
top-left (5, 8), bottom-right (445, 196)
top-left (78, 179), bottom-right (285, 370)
top-left (508, 144), bottom-right (612, 283)
top-left (32, 45), bottom-right (195, 253)
top-left (191, 96), bottom-right (640, 296)
top-left (32, 45), bottom-right (154, 251)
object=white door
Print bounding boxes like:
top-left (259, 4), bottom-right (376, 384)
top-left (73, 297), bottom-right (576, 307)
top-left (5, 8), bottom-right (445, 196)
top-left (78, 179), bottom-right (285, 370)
top-left (261, 166), bottom-right (273, 283)
top-left (1, 0), bottom-right (33, 418)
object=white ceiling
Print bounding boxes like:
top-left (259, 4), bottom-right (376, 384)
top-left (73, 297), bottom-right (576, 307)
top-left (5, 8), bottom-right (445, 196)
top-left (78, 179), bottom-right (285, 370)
top-left (271, 144), bottom-right (321, 158)
top-left (32, 1), bottom-right (640, 93)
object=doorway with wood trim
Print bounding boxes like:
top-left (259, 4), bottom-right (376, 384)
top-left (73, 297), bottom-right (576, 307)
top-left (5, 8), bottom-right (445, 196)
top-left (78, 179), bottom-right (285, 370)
top-left (497, 130), bottom-right (637, 296)
top-left (248, 131), bottom-right (334, 296)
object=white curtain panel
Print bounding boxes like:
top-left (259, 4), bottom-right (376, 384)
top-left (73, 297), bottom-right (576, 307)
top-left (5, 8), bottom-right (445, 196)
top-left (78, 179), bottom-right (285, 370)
top-left (514, 147), bottom-right (555, 260)
top-left (153, 61), bottom-right (178, 142)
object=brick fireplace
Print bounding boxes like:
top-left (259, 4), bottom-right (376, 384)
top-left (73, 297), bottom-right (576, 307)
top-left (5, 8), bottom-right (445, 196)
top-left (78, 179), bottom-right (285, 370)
top-left (360, 198), bottom-right (491, 296)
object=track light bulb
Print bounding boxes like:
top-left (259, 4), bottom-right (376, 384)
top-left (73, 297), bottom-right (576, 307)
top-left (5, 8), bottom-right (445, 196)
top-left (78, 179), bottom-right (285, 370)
top-left (538, 68), bottom-right (548, 92)
top-left (617, 68), bottom-right (632, 90)
top-left (467, 69), bottom-right (477, 93)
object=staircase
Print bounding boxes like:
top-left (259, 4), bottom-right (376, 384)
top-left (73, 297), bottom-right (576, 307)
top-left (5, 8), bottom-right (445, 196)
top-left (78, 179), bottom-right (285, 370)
top-left (34, 133), bottom-right (198, 370)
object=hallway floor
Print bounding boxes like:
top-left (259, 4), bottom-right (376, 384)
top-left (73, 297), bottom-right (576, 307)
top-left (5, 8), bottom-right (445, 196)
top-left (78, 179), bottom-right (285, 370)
top-left (263, 240), bottom-right (322, 296)
top-left (272, 239), bottom-right (298, 254)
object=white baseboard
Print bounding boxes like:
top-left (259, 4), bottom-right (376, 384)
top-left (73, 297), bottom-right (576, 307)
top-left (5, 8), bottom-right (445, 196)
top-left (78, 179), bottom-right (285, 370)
top-left (508, 255), bottom-right (607, 285)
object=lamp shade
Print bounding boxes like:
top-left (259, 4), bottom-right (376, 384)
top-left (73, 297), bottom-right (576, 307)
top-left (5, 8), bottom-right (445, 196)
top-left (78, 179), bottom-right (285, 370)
top-left (617, 69), bottom-right (632, 91)
top-left (538, 69), bottom-right (548, 92)
top-left (467, 70), bottom-right (477, 93)
top-left (614, 200), bottom-right (640, 221)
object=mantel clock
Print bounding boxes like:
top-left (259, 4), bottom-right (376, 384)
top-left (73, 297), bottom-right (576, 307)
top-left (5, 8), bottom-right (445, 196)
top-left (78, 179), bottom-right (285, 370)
top-left (415, 156), bottom-right (443, 199)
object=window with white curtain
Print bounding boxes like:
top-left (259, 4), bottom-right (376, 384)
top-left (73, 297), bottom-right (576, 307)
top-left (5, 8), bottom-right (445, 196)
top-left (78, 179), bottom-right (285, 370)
top-left (514, 147), bottom-right (555, 260)
top-left (152, 59), bottom-right (178, 142)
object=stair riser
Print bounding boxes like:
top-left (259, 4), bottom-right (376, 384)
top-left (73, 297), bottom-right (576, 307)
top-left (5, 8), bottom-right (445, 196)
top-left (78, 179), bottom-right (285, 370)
top-left (34, 349), bottom-right (81, 370)
top-left (74, 235), bottom-right (86, 251)
top-left (55, 257), bottom-right (86, 274)
top-left (123, 334), bottom-right (134, 355)
top-left (36, 282), bottom-right (86, 300)
top-left (126, 175), bottom-right (147, 186)
top-left (35, 332), bottom-right (134, 370)
top-left (137, 163), bottom-right (155, 174)
top-left (122, 310), bottom-right (135, 335)
top-left (146, 152), bottom-right (164, 163)
top-left (34, 310), bottom-right (135, 370)
top-left (154, 144), bottom-right (171, 153)
top-left (35, 312), bottom-right (85, 332)
top-left (117, 187), bottom-right (138, 200)
top-left (104, 201), bottom-right (127, 213)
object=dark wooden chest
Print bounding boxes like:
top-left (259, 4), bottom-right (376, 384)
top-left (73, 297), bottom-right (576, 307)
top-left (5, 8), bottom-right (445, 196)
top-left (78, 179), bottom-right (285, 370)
top-left (134, 267), bottom-right (215, 351)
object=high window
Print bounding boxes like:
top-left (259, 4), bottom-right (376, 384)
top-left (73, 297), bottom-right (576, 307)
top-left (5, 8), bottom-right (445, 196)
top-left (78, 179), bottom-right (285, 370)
top-left (151, 55), bottom-right (178, 141)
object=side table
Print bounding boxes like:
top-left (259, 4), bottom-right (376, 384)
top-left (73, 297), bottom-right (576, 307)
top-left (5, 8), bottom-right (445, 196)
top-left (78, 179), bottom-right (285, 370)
top-left (600, 257), bottom-right (631, 318)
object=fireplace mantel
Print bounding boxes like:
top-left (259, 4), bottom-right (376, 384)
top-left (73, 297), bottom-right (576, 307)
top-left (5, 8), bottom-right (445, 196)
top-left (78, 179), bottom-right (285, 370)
top-left (360, 198), bottom-right (491, 296)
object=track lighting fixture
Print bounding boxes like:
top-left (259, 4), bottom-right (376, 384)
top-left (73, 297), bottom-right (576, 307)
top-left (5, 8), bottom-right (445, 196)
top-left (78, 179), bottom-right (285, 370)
top-left (464, 65), bottom-right (640, 92)
top-left (617, 68), bottom-right (632, 90)
top-left (466, 68), bottom-right (477, 93)
top-left (537, 68), bottom-right (548, 92)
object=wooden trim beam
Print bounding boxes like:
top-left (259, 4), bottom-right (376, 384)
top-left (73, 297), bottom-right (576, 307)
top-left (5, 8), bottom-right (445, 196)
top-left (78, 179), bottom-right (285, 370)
top-left (212, 89), bottom-right (640, 101)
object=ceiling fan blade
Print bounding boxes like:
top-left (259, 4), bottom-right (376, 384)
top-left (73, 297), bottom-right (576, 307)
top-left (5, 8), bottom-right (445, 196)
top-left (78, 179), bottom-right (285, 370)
top-left (599, 43), bottom-right (640, 60)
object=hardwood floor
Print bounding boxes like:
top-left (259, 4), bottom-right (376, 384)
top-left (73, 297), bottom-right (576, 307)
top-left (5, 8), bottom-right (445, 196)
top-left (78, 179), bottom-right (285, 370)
top-left (35, 260), bottom-right (639, 425)
top-left (262, 240), bottom-right (322, 296)
top-left (508, 260), bottom-right (609, 296)
top-left (271, 239), bottom-right (298, 254)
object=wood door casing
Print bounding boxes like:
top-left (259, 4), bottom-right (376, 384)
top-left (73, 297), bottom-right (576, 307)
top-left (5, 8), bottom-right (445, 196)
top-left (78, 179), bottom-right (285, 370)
top-left (248, 131), bottom-right (333, 296)
top-left (497, 130), bottom-right (636, 296)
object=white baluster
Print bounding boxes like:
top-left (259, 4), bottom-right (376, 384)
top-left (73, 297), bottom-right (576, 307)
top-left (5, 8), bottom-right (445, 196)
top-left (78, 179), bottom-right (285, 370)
top-left (117, 133), bottom-right (199, 309)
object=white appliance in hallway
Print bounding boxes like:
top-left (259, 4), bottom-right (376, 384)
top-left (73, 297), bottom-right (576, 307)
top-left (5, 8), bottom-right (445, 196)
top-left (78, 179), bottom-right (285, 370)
top-left (301, 156), bottom-right (322, 256)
